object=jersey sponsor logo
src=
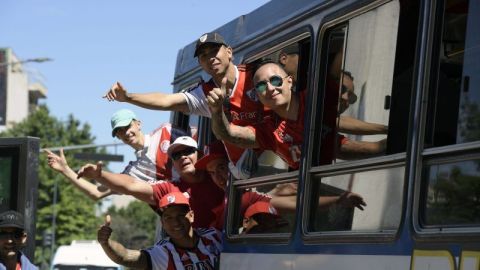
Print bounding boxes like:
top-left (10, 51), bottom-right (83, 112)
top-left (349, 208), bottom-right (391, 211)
top-left (230, 110), bottom-right (260, 122)
top-left (160, 140), bottom-right (170, 153)
top-left (184, 260), bottom-right (215, 270)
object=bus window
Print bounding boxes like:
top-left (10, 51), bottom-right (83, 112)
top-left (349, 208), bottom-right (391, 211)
top-left (316, 0), bottom-right (400, 166)
top-left (419, 0), bottom-right (480, 231)
top-left (229, 180), bottom-right (297, 236)
top-left (421, 158), bottom-right (480, 227)
top-left (425, 0), bottom-right (480, 147)
top-left (246, 39), bottom-right (311, 177)
top-left (308, 167), bottom-right (404, 232)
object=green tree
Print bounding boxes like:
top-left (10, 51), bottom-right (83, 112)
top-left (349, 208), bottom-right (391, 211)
top-left (0, 105), bottom-right (104, 265)
top-left (107, 200), bottom-right (158, 249)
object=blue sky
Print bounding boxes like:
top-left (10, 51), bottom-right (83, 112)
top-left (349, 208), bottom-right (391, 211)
top-left (0, 0), bottom-right (269, 172)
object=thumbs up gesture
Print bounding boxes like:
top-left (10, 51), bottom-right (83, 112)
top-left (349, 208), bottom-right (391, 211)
top-left (207, 77), bottom-right (228, 114)
top-left (97, 214), bottom-right (113, 245)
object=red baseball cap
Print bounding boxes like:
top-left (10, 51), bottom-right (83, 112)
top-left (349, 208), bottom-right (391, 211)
top-left (195, 140), bottom-right (227, 170)
top-left (159, 192), bottom-right (191, 211)
top-left (244, 201), bottom-right (280, 219)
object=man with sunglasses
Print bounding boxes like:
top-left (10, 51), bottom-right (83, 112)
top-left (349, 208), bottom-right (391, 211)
top-left (0, 211), bottom-right (37, 270)
top-left (103, 32), bottom-right (270, 179)
top-left (77, 136), bottom-right (225, 230)
top-left (46, 109), bottom-right (190, 201)
top-left (210, 61), bottom-right (387, 169)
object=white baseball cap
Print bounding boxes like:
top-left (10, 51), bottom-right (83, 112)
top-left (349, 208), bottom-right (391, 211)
top-left (167, 136), bottom-right (198, 157)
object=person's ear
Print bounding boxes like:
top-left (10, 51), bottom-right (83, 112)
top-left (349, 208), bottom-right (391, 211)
top-left (187, 210), bottom-right (194, 223)
top-left (226, 46), bottom-right (233, 61)
top-left (20, 232), bottom-right (27, 246)
top-left (279, 53), bottom-right (287, 65)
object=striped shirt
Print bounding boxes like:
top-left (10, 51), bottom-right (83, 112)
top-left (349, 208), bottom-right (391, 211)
top-left (143, 228), bottom-right (222, 270)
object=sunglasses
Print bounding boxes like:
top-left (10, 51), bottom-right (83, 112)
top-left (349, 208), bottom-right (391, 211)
top-left (254, 75), bottom-right (287, 93)
top-left (0, 229), bottom-right (25, 239)
top-left (171, 147), bottom-right (196, 161)
top-left (341, 85), bottom-right (358, 104)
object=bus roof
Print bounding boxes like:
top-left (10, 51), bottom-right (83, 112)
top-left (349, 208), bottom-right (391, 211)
top-left (173, 0), bottom-right (327, 82)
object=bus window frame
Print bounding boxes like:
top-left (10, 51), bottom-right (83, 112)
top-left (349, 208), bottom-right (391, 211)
top-left (411, 0), bottom-right (480, 242)
top-left (413, 145), bottom-right (480, 240)
top-left (302, 0), bottom-right (408, 244)
top-left (221, 29), bottom-right (314, 243)
top-left (225, 171), bottom-right (299, 244)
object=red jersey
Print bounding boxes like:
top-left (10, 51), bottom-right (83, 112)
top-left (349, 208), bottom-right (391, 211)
top-left (143, 228), bottom-right (222, 270)
top-left (151, 176), bottom-right (225, 229)
top-left (183, 64), bottom-right (271, 164)
top-left (255, 90), bottom-right (306, 169)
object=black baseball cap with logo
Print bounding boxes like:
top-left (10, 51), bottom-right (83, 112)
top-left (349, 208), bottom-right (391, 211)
top-left (194, 32), bottom-right (229, 57)
top-left (0, 210), bottom-right (25, 230)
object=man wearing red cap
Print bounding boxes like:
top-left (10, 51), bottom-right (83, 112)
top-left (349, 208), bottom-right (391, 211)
top-left (242, 201), bottom-right (289, 234)
top-left (98, 192), bottom-right (221, 270)
top-left (103, 32), bottom-right (271, 179)
top-left (77, 136), bottom-right (225, 230)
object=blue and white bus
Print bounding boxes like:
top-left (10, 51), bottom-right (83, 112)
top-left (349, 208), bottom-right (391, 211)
top-left (170, 0), bottom-right (480, 269)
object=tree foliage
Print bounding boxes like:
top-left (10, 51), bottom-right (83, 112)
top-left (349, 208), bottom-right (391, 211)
top-left (0, 105), bottom-right (103, 264)
top-left (107, 200), bottom-right (158, 249)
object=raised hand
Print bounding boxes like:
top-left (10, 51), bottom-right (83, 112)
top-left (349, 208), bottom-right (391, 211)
top-left (207, 77), bottom-right (228, 114)
top-left (103, 82), bottom-right (129, 102)
top-left (337, 191), bottom-right (367, 210)
top-left (45, 148), bottom-right (69, 174)
top-left (77, 162), bottom-right (103, 180)
top-left (97, 214), bottom-right (113, 245)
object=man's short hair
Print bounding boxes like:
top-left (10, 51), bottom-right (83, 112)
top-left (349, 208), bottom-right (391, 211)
top-left (253, 59), bottom-right (287, 77)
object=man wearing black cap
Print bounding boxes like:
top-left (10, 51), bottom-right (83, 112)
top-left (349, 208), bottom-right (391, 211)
top-left (103, 32), bottom-right (270, 179)
top-left (0, 211), bottom-right (37, 270)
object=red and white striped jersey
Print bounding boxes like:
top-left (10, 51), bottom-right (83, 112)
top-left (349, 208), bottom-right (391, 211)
top-left (143, 228), bottom-right (222, 270)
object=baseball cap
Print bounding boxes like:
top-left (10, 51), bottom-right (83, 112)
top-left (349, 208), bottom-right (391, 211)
top-left (0, 210), bottom-right (25, 229)
top-left (111, 109), bottom-right (136, 137)
top-left (244, 201), bottom-right (280, 219)
top-left (159, 192), bottom-right (191, 211)
top-left (194, 32), bottom-right (228, 57)
top-left (167, 136), bottom-right (198, 158)
top-left (195, 140), bottom-right (227, 170)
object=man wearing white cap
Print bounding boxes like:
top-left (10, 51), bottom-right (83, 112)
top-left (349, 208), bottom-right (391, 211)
top-left (98, 192), bottom-right (222, 270)
top-left (77, 136), bottom-right (225, 230)
top-left (45, 109), bottom-right (189, 201)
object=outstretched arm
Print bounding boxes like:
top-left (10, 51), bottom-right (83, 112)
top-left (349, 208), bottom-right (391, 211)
top-left (77, 162), bottom-right (155, 205)
top-left (98, 215), bottom-right (149, 269)
top-left (103, 81), bottom-right (189, 113)
top-left (45, 149), bottom-right (113, 201)
top-left (338, 116), bottom-right (388, 135)
top-left (207, 78), bottom-right (259, 148)
top-left (319, 191), bottom-right (366, 210)
top-left (338, 138), bottom-right (387, 160)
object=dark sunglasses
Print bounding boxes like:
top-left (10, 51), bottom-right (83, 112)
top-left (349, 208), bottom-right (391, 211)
top-left (341, 85), bottom-right (358, 104)
top-left (171, 147), bottom-right (196, 161)
top-left (0, 229), bottom-right (25, 239)
top-left (254, 75), bottom-right (287, 93)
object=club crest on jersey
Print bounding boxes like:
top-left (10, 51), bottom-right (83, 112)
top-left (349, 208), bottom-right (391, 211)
top-left (245, 88), bottom-right (259, 102)
top-left (160, 140), bottom-right (170, 153)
